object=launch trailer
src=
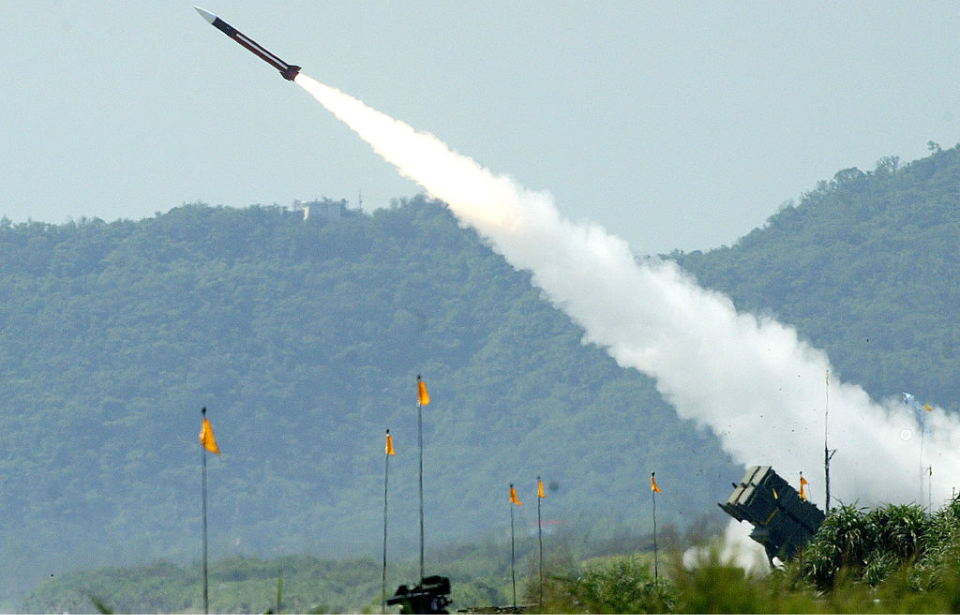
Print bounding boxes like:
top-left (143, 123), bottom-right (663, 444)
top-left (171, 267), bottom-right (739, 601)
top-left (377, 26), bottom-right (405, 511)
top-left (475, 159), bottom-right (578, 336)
top-left (720, 465), bottom-right (825, 565)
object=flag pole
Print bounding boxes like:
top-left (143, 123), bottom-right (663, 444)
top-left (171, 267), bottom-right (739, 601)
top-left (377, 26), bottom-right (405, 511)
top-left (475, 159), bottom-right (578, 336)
top-left (919, 407), bottom-right (927, 507)
top-left (201, 406), bottom-right (210, 615)
top-left (198, 407), bottom-right (220, 615)
top-left (537, 476), bottom-right (544, 607)
top-left (416, 374), bottom-right (429, 583)
top-left (510, 484), bottom-right (517, 610)
top-left (651, 472), bottom-right (659, 586)
top-left (824, 370), bottom-right (833, 511)
top-left (418, 398), bottom-right (424, 583)
top-left (382, 429), bottom-right (391, 614)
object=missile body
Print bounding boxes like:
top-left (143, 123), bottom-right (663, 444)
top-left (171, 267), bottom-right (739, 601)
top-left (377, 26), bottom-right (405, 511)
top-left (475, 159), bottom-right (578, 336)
top-left (195, 7), bottom-right (301, 81)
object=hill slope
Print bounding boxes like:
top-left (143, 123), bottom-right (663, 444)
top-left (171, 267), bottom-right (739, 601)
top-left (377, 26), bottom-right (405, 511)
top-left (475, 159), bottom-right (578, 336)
top-left (674, 146), bottom-right (960, 410)
top-left (7, 142), bottom-right (960, 601)
top-left (0, 198), bottom-right (732, 598)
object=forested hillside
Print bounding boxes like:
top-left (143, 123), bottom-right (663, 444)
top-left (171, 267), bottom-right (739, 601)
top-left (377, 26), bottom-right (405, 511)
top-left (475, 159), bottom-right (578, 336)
top-left (0, 198), bottom-right (733, 600)
top-left (7, 142), bottom-right (960, 607)
top-left (674, 144), bottom-right (960, 410)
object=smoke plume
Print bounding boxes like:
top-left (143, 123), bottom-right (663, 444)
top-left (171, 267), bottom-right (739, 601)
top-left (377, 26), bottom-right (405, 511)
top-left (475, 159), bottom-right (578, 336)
top-left (295, 73), bottom-right (960, 508)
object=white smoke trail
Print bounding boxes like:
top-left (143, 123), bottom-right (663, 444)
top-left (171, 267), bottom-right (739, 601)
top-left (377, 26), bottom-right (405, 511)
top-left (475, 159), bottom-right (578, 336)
top-left (295, 72), bottom-right (960, 508)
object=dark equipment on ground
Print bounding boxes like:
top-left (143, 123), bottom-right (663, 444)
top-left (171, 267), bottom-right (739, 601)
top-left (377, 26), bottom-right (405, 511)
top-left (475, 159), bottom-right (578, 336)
top-left (387, 575), bottom-right (452, 614)
top-left (720, 465), bottom-right (825, 565)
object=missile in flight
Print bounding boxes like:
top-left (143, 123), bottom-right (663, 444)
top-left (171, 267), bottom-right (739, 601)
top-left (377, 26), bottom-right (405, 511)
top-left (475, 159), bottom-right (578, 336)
top-left (194, 6), bottom-right (301, 81)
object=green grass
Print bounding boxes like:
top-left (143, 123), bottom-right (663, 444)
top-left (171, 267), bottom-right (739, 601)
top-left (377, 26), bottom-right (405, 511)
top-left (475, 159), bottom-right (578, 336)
top-left (22, 498), bottom-right (960, 613)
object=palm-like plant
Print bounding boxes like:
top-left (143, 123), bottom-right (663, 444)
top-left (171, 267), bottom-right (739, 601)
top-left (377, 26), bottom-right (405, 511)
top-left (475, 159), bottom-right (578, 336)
top-left (795, 502), bottom-right (932, 590)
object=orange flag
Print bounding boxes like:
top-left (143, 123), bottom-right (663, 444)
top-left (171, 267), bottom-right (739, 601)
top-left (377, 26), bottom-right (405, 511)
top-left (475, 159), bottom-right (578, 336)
top-left (538, 477), bottom-right (545, 499)
top-left (800, 474), bottom-right (809, 502)
top-left (385, 430), bottom-right (395, 456)
top-left (510, 484), bottom-right (522, 506)
top-left (651, 472), bottom-right (661, 493)
top-left (199, 416), bottom-right (220, 455)
top-left (417, 375), bottom-right (430, 406)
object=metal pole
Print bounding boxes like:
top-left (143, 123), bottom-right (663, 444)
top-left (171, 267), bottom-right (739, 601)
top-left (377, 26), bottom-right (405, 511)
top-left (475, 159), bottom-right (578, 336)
top-left (418, 402), bottom-right (424, 582)
top-left (510, 491), bottom-right (517, 610)
top-left (825, 370), bottom-right (831, 511)
top-left (920, 418), bottom-right (926, 507)
top-left (202, 411), bottom-right (209, 615)
top-left (652, 486), bottom-right (658, 586)
top-left (276, 562), bottom-right (283, 615)
top-left (382, 430), bottom-right (390, 614)
top-left (537, 477), bottom-right (544, 607)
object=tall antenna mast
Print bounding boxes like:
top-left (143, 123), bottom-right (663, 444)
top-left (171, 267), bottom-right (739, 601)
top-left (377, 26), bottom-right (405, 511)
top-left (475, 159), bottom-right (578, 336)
top-left (824, 370), bottom-right (835, 511)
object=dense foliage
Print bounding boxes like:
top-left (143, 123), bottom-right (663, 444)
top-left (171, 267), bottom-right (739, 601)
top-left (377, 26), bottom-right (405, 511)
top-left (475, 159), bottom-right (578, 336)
top-left (543, 555), bottom-right (677, 614)
top-left (22, 555), bottom-right (384, 613)
top-left (20, 530), bottom-right (677, 613)
top-left (796, 498), bottom-right (960, 591)
top-left (534, 497), bottom-right (960, 613)
top-left (674, 145), bottom-right (960, 410)
top-left (24, 497), bottom-right (960, 614)
top-left (10, 141), bottom-right (960, 610)
top-left (0, 197), bottom-right (733, 602)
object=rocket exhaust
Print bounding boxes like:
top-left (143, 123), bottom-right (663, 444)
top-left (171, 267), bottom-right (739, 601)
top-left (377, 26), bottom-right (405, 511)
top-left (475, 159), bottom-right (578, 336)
top-left (291, 71), bottom-right (960, 510)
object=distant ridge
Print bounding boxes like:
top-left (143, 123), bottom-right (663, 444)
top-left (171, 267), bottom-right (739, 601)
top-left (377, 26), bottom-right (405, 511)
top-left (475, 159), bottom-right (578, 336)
top-left (675, 144), bottom-right (960, 409)
top-left (0, 196), bottom-right (731, 598)
top-left (2, 141), bottom-right (958, 600)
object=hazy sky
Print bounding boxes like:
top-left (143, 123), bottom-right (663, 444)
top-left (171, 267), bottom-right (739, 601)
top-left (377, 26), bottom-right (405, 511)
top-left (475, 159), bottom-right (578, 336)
top-left (3, 1), bottom-right (960, 255)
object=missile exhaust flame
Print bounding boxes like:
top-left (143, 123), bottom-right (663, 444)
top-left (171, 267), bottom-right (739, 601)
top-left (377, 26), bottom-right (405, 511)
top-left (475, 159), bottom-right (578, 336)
top-left (293, 72), bottom-right (960, 510)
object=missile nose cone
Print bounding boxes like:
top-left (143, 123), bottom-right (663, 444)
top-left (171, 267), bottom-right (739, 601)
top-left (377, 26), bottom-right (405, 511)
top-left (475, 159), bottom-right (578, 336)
top-left (194, 6), bottom-right (216, 24)
top-left (194, 6), bottom-right (300, 82)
